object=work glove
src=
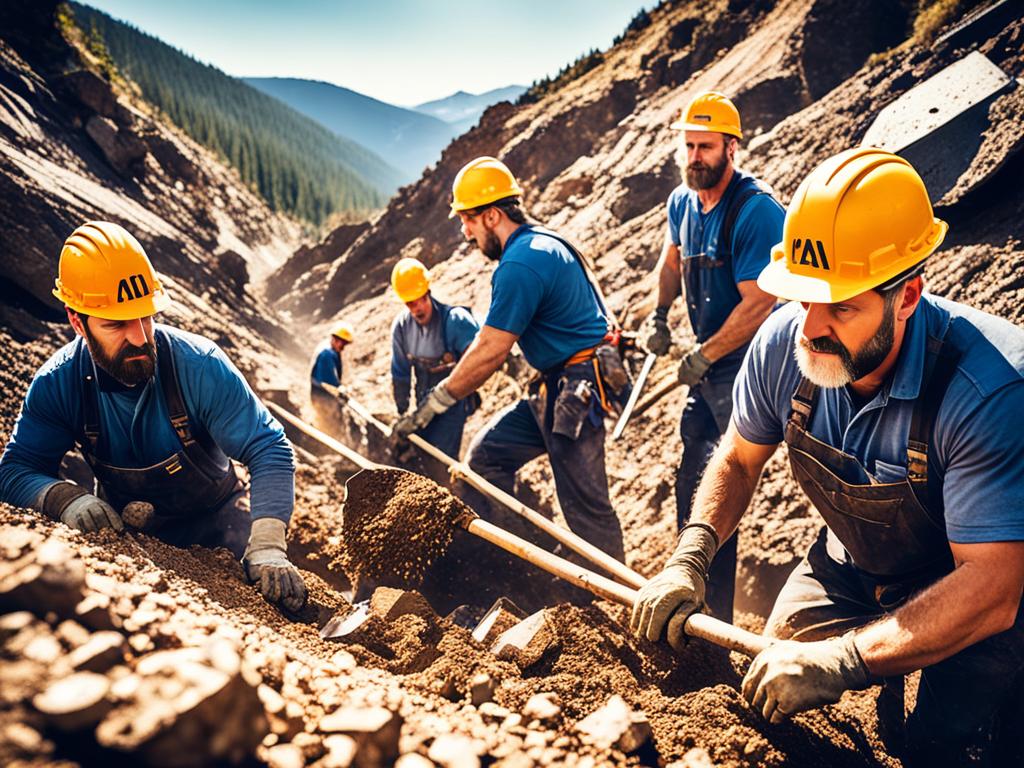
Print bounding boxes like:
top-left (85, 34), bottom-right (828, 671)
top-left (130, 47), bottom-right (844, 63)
top-left (394, 380), bottom-right (456, 438)
top-left (335, 386), bottom-right (349, 404)
top-left (37, 481), bottom-right (124, 533)
top-left (243, 518), bottom-right (308, 614)
top-left (644, 306), bottom-right (672, 356)
top-left (741, 633), bottom-right (872, 724)
top-left (677, 344), bottom-right (712, 387)
top-left (630, 523), bottom-right (718, 652)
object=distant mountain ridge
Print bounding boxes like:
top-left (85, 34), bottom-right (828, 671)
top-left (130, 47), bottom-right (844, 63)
top-left (414, 86), bottom-right (526, 133)
top-left (244, 77), bottom-right (456, 182)
top-left (71, 2), bottom-right (402, 225)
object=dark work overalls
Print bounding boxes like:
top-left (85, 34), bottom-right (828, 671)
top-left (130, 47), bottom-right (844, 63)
top-left (406, 301), bottom-right (478, 459)
top-left (77, 332), bottom-right (250, 558)
top-left (765, 330), bottom-right (1024, 766)
top-left (677, 173), bottom-right (771, 624)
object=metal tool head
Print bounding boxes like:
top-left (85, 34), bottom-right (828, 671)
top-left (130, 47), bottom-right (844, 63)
top-left (319, 600), bottom-right (371, 639)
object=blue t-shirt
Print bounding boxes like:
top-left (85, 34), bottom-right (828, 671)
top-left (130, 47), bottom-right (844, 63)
top-left (666, 168), bottom-right (784, 282)
top-left (0, 325), bottom-right (295, 522)
top-left (390, 299), bottom-right (480, 384)
top-left (732, 296), bottom-right (1024, 544)
top-left (310, 343), bottom-right (341, 389)
top-left (484, 226), bottom-right (609, 371)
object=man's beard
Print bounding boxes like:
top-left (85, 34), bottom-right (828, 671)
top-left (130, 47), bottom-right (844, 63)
top-left (472, 228), bottom-right (503, 261)
top-left (683, 148), bottom-right (729, 191)
top-left (794, 308), bottom-right (896, 389)
top-left (85, 325), bottom-right (157, 387)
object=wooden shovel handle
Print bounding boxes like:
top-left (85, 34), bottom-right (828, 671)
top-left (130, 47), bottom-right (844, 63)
top-left (466, 517), bottom-right (770, 658)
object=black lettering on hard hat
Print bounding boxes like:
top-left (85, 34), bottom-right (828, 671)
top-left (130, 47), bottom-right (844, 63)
top-left (694, 114), bottom-right (711, 122)
top-left (116, 274), bottom-right (151, 303)
top-left (798, 240), bottom-right (831, 270)
top-left (791, 239), bottom-right (802, 264)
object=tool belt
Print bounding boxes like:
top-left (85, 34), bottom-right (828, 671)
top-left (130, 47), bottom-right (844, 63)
top-left (537, 331), bottom-right (636, 417)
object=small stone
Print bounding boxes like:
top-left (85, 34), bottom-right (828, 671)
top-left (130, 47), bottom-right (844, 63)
top-left (33, 672), bottom-right (111, 731)
top-left (331, 649), bottom-right (357, 671)
top-left (522, 692), bottom-right (561, 722)
top-left (394, 754), bottom-right (434, 768)
top-left (490, 611), bottom-right (557, 668)
top-left (574, 695), bottom-right (651, 753)
top-left (0, 611), bottom-right (35, 641)
top-left (292, 731), bottom-right (327, 760)
top-left (469, 673), bottom-right (495, 706)
top-left (317, 706), bottom-right (402, 766)
top-left (478, 702), bottom-right (510, 721)
top-left (22, 633), bottom-right (63, 664)
top-left (67, 631), bottom-right (127, 673)
top-left (428, 734), bottom-right (481, 768)
top-left (266, 743), bottom-right (305, 768)
top-left (128, 633), bottom-right (153, 653)
top-left (4, 721), bottom-right (46, 753)
top-left (74, 593), bottom-right (119, 631)
top-left (673, 747), bottom-right (715, 768)
top-left (54, 620), bottom-right (91, 649)
top-left (319, 734), bottom-right (357, 767)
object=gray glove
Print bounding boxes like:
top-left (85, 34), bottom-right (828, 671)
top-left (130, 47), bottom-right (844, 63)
top-left (243, 518), bottom-right (308, 614)
top-left (335, 386), bottom-right (349, 404)
top-left (677, 344), bottom-right (712, 386)
top-left (38, 482), bottom-right (123, 533)
top-left (645, 306), bottom-right (672, 356)
top-left (630, 523), bottom-right (718, 651)
top-left (742, 633), bottom-right (872, 723)
top-left (394, 380), bottom-right (457, 438)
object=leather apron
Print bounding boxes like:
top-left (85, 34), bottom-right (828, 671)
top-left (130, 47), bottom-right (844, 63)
top-left (783, 331), bottom-right (961, 597)
top-left (77, 331), bottom-right (241, 521)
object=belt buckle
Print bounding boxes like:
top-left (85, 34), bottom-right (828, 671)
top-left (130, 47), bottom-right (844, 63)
top-left (166, 457), bottom-right (183, 475)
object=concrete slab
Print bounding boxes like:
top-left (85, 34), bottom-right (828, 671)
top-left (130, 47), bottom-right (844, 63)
top-left (862, 52), bottom-right (1016, 203)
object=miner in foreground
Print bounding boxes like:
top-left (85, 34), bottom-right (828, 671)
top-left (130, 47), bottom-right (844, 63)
top-left (0, 221), bottom-right (307, 614)
top-left (632, 148), bottom-right (1024, 765)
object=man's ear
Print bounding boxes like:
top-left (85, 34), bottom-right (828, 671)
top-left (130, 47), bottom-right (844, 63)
top-left (897, 276), bottom-right (924, 322)
top-left (67, 308), bottom-right (86, 338)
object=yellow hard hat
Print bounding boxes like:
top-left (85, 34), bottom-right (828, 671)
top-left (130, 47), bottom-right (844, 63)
top-left (449, 156), bottom-right (523, 217)
top-left (331, 322), bottom-right (354, 343)
top-left (53, 221), bottom-right (172, 320)
top-left (391, 258), bottom-right (431, 303)
top-left (670, 91), bottom-right (742, 139)
top-left (758, 147), bottom-right (947, 304)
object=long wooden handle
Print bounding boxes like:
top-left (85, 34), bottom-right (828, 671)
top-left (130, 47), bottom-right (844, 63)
top-left (465, 516), bottom-right (769, 658)
top-left (632, 377), bottom-right (684, 418)
top-left (267, 401), bottom-right (381, 471)
top-left (342, 394), bottom-right (647, 591)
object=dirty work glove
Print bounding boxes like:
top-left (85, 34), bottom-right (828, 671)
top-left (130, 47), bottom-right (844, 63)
top-left (645, 306), bottom-right (672, 356)
top-left (334, 386), bottom-right (349, 404)
top-left (742, 633), bottom-right (872, 724)
top-left (630, 523), bottom-right (718, 652)
top-left (677, 344), bottom-right (712, 387)
top-left (243, 518), bottom-right (308, 614)
top-left (37, 481), bottom-right (123, 533)
top-left (394, 380), bottom-right (456, 438)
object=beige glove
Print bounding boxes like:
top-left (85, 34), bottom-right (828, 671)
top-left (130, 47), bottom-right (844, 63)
top-left (677, 344), bottom-right (712, 386)
top-left (741, 633), bottom-right (872, 723)
top-left (630, 523), bottom-right (718, 651)
top-left (243, 518), bottom-right (307, 614)
top-left (394, 379), bottom-right (456, 438)
top-left (38, 482), bottom-right (123, 533)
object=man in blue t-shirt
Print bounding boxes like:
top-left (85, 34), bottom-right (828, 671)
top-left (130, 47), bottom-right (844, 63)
top-left (395, 157), bottom-right (625, 561)
top-left (642, 91), bottom-right (783, 623)
top-left (389, 257), bottom-right (480, 459)
top-left (0, 222), bottom-right (306, 614)
top-left (632, 149), bottom-right (1024, 765)
top-left (309, 322), bottom-right (354, 427)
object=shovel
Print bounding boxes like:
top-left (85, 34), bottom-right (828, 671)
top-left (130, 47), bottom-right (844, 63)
top-left (324, 393), bottom-right (647, 590)
top-left (330, 463), bottom-right (770, 657)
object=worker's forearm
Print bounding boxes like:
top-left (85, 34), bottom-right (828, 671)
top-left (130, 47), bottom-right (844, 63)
top-left (855, 561), bottom-right (1023, 677)
top-left (690, 435), bottom-right (764, 544)
top-left (656, 244), bottom-right (681, 309)
top-left (700, 295), bottom-right (775, 362)
top-left (444, 337), bottom-right (507, 400)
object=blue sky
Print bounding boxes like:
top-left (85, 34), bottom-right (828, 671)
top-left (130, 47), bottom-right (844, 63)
top-left (80, 1), bottom-right (649, 106)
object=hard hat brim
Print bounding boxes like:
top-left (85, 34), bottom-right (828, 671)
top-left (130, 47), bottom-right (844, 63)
top-left (54, 287), bottom-right (173, 321)
top-left (670, 120), bottom-right (742, 139)
top-left (756, 255), bottom-right (846, 304)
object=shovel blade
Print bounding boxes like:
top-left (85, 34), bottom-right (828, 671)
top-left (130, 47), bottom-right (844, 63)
top-left (319, 600), bottom-right (371, 639)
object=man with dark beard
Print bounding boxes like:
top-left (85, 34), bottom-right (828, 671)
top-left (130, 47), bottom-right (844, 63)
top-left (642, 91), bottom-right (783, 622)
top-left (0, 222), bottom-right (307, 614)
top-left (395, 156), bottom-right (625, 562)
top-left (632, 148), bottom-right (1024, 765)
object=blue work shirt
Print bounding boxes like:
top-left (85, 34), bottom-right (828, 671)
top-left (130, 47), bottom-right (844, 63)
top-left (666, 168), bottom-right (784, 281)
top-left (732, 296), bottom-right (1024, 544)
top-left (484, 225), bottom-right (608, 372)
top-left (391, 297), bottom-right (480, 409)
top-left (0, 325), bottom-right (295, 523)
top-left (310, 342), bottom-right (341, 390)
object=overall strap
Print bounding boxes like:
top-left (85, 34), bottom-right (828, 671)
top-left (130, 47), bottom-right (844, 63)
top-left (79, 338), bottom-right (101, 457)
top-left (525, 225), bottom-right (614, 331)
top-left (716, 182), bottom-right (769, 267)
top-left (907, 328), bottom-right (961, 515)
top-left (789, 376), bottom-right (819, 430)
top-left (156, 331), bottom-right (196, 448)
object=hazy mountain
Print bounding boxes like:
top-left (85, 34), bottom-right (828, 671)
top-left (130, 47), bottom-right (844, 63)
top-left (72, 3), bottom-right (402, 224)
top-left (245, 78), bottom-right (458, 182)
top-left (414, 86), bottom-right (526, 133)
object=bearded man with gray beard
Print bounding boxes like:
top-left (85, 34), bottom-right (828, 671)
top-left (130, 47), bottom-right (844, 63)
top-left (632, 148), bottom-right (1024, 766)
